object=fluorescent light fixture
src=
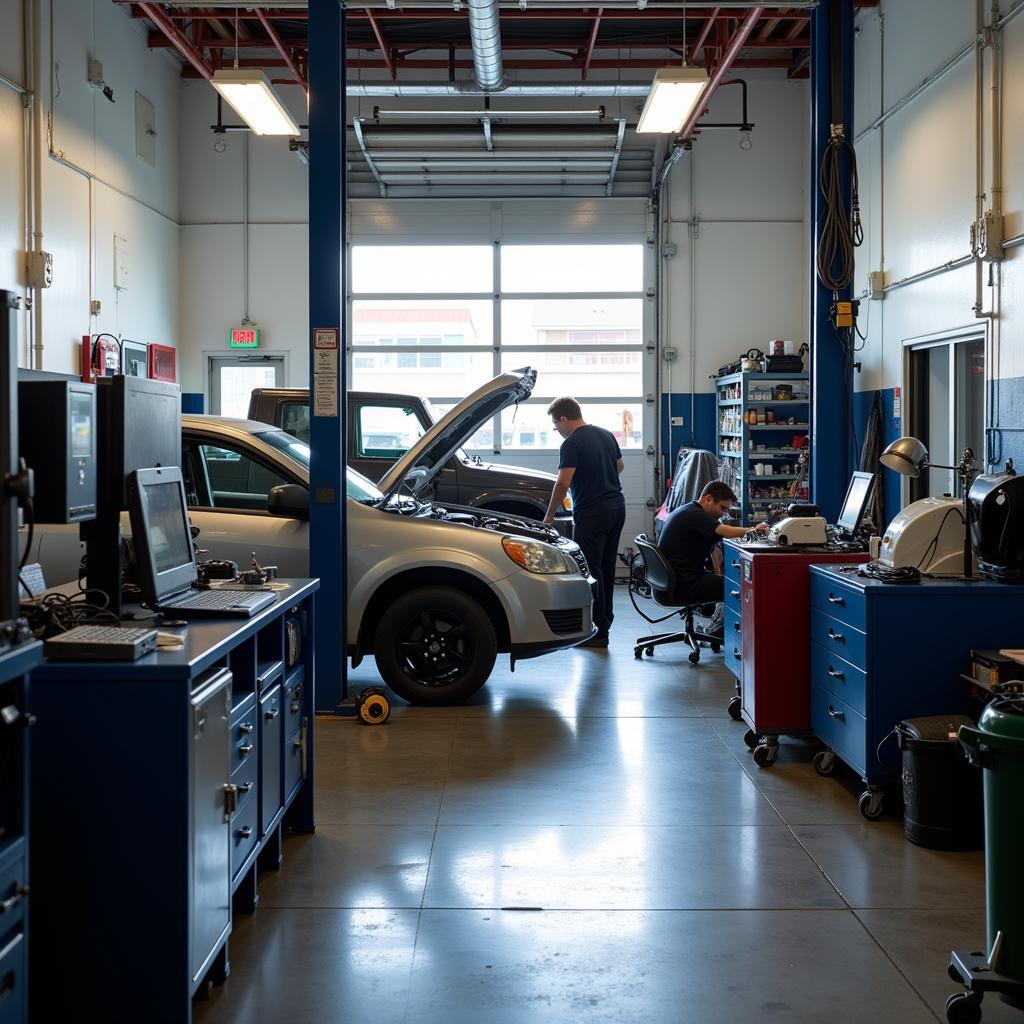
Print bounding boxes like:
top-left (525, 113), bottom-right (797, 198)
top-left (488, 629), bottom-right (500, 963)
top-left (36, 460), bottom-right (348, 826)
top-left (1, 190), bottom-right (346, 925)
top-left (636, 66), bottom-right (709, 134)
top-left (211, 68), bottom-right (300, 136)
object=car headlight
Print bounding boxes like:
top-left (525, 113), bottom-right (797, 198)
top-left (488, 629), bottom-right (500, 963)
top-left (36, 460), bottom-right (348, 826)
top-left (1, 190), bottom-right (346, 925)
top-left (502, 537), bottom-right (569, 574)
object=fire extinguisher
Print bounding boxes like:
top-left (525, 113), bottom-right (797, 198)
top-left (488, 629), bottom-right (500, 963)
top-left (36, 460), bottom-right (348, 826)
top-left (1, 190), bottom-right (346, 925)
top-left (81, 333), bottom-right (121, 383)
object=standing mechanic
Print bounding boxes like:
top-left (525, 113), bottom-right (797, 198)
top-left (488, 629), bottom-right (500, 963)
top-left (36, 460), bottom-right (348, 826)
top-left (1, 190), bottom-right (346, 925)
top-left (543, 397), bottom-right (625, 649)
top-left (658, 481), bottom-right (767, 634)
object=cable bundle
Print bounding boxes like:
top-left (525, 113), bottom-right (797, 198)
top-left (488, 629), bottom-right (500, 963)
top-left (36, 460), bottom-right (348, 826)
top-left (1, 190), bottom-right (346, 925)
top-left (816, 131), bottom-right (863, 292)
top-left (19, 588), bottom-right (120, 638)
top-left (857, 561), bottom-right (921, 585)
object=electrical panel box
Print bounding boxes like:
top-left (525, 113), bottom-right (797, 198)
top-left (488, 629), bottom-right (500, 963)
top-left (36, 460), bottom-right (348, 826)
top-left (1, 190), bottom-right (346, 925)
top-left (114, 235), bottom-right (128, 290)
top-left (867, 270), bottom-right (886, 300)
top-left (18, 381), bottom-right (98, 524)
top-left (971, 211), bottom-right (1004, 262)
top-left (135, 92), bottom-right (156, 168)
top-left (27, 250), bottom-right (53, 289)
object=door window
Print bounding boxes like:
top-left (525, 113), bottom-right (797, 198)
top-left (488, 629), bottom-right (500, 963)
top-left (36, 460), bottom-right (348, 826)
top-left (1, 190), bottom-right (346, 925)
top-left (209, 356), bottom-right (284, 417)
top-left (277, 401), bottom-right (311, 443)
top-left (198, 443), bottom-right (290, 511)
top-left (355, 404), bottom-right (427, 458)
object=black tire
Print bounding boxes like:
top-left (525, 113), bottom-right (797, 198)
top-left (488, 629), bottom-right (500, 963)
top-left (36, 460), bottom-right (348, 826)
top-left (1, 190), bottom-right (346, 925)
top-left (944, 992), bottom-right (982, 1024)
top-left (373, 586), bottom-right (497, 705)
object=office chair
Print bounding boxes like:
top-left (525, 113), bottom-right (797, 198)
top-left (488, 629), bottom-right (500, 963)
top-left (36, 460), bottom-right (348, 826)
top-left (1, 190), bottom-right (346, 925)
top-left (630, 534), bottom-right (721, 665)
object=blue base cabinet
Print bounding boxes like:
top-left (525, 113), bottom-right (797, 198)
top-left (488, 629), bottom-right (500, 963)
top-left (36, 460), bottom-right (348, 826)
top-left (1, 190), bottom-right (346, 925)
top-left (0, 642), bottom-right (42, 1024)
top-left (809, 565), bottom-right (1024, 816)
top-left (27, 581), bottom-right (317, 1023)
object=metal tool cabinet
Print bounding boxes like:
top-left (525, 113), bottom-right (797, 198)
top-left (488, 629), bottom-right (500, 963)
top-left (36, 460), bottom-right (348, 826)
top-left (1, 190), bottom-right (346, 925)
top-left (0, 641), bottom-right (42, 1024)
top-left (27, 580), bottom-right (318, 1023)
top-left (808, 565), bottom-right (1024, 819)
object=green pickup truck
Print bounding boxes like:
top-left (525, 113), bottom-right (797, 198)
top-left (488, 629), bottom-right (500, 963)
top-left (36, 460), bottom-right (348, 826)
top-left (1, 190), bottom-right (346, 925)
top-left (247, 387), bottom-right (572, 525)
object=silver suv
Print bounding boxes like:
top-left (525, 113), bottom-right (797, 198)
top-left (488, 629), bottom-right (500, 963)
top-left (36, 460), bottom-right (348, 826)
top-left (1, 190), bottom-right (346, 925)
top-left (26, 369), bottom-right (594, 705)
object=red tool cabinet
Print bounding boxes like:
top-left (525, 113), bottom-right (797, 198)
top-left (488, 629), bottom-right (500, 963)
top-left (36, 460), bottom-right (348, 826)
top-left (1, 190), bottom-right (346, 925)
top-left (737, 546), bottom-right (870, 766)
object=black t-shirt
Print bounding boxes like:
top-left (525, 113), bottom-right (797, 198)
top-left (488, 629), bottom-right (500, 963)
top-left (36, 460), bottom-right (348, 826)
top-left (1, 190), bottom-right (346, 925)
top-left (658, 500), bottom-right (722, 582)
top-left (558, 424), bottom-right (624, 516)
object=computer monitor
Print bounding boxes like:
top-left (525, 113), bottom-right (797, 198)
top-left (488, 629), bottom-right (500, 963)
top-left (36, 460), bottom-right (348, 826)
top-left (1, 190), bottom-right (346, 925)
top-left (836, 471), bottom-right (876, 538)
top-left (126, 466), bottom-right (197, 605)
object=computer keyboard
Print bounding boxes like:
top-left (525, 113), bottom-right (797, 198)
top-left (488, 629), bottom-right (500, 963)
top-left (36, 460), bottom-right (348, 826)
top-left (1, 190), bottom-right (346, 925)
top-left (64, 626), bottom-right (155, 643)
top-left (163, 589), bottom-right (275, 613)
top-left (45, 625), bottom-right (159, 661)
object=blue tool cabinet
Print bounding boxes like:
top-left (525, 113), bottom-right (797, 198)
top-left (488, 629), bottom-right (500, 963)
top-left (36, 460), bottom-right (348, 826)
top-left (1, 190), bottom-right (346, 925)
top-left (808, 565), bottom-right (1024, 819)
top-left (27, 580), bottom-right (317, 1022)
top-left (0, 641), bottom-right (42, 1024)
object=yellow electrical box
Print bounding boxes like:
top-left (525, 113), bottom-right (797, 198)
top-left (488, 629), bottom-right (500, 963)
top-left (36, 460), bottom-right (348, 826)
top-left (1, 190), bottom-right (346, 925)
top-left (834, 301), bottom-right (854, 328)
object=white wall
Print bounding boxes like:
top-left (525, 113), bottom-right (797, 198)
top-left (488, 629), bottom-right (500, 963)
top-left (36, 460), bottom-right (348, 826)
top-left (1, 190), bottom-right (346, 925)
top-left (0, 0), bottom-right (180, 373)
top-left (853, 0), bottom-right (1024, 434)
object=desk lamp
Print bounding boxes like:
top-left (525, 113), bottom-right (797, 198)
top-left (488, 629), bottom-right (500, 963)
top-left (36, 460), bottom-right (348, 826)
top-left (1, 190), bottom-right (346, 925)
top-left (879, 436), bottom-right (979, 578)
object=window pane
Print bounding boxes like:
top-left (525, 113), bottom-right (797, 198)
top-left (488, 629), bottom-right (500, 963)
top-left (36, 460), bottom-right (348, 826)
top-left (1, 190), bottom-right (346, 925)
top-left (501, 244), bottom-right (644, 293)
top-left (200, 444), bottom-right (288, 510)
top-left (431, 403), bottom-right (493, 450)
top-left (500, 403), bottom-right (643, 450)
top-left (277, 401), bottom-right (311, 443)
top-left (352, 245), bottom-right (493, 293)
top-left (355, 404), bottom-right (426, 457)
top-left (218, 365), bottom-right (277, 419)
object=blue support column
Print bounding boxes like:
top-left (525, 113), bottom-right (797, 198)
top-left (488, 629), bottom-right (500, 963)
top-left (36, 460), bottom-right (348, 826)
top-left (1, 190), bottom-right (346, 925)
top-left (809, 0), bottom-right (854, 521)
top-left (308, 0), bottom-right (347, 711)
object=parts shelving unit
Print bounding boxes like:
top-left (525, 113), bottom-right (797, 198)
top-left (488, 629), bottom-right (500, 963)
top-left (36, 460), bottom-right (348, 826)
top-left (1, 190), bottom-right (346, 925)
top-left (715, 371), bottom-right (810, 523)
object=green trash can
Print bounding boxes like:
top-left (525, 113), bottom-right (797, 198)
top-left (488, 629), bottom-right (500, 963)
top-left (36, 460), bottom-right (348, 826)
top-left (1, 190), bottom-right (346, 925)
top-left (959, 696), bottom-right (1024, 1004)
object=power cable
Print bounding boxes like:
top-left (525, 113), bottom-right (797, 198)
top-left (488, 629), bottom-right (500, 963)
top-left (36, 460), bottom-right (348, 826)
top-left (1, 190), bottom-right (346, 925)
top-left (816, 131), bottom-right (863, 292)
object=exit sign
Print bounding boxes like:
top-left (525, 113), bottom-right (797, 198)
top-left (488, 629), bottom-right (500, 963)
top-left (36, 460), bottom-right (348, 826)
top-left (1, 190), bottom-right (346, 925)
top-left (230, 326), bottom-right (260, 348)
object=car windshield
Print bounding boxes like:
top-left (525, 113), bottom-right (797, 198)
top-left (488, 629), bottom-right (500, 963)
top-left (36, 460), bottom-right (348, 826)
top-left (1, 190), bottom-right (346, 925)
top-left (258, 428), bottom-right (311, 469)
top-left (347, 467), bottom-right (383, 502)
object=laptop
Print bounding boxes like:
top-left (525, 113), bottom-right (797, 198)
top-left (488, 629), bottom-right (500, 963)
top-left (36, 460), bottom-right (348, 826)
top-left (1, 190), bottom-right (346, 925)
top-left (127, 466), bottom-right (277, 619)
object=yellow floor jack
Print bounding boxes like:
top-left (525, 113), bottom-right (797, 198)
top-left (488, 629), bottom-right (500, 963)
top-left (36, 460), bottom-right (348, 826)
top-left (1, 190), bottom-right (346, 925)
top-left (336, 686), bottom-right (391, 724)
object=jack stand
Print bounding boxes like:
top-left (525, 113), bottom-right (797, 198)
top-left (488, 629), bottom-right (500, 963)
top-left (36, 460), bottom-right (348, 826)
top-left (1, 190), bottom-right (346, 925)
top-left (946, 932), bottom-right (1024, 1022)
top-left (336, 686), bottom-right (391, 725)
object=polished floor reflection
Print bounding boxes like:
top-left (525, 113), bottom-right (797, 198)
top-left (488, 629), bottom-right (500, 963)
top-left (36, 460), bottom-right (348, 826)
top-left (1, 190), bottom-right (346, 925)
top-left (196, 593), bottom-right (1009, 1023)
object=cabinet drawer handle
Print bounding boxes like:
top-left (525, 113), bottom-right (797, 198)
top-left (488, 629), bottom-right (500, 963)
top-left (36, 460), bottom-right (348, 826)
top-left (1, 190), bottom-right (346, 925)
top-left (826, 665), bottom-right (845, 681)
top-left (265, 708), bottom-right (280, 721)
top-left (289, 686), bottom-right (302, 701)
top-left (238, 781), bottom-right (255, 794)
top-left (0, 885), bottom-right (28, 915)
top-left (729, 590), bottom-right (740, 599)
top-left (236, 825), bottom-right (253, 840)
top-left (827, 593), bottom-right (846, 606)
top-left (731, 560), bottom-right (740, 569)
top-left (290, 702), bottom-right (301, 714)
top-left (293, 737), bottom-right (303, 751)
top-left (732, 647), bottom-right (741, 660)
top-left (732, 621), bottom-right (741, 633)
top-left (826, 628), bottom-right (845, 643)
top-left (827, 705), bottom-right (845, 721)
top-left (239, 743), bottom-right (254, 756)
top-left (238, 722), bottom-right (254, 735)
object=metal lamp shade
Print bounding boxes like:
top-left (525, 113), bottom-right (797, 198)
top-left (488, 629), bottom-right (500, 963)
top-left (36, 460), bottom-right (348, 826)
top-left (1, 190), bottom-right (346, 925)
top-left (880, 436), bottom-right (930, 477)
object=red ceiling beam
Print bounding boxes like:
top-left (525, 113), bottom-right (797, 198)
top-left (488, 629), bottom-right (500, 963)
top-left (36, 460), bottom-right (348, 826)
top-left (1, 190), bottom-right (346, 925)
top-left (255, 7), bottom-right (309, 90)
top-left (136, 2), bottom-right (212, 80)
top-left (680, 5), bottom-right (762, 138)
top-left (365, 10), bottom-right (397, 80)
top-left (691, 7), bottom-right (720, 60)
top-left (581, 8), bottom-right (603, 80)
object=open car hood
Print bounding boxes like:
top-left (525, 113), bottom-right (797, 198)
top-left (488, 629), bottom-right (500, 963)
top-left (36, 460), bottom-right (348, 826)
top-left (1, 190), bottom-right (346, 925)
top-left (377, 367), bottom-right (537, 502)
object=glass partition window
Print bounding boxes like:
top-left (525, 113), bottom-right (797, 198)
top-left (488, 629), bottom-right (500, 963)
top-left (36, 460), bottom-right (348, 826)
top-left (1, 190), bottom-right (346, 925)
top-left (349, 243), bottom-right (645, 453)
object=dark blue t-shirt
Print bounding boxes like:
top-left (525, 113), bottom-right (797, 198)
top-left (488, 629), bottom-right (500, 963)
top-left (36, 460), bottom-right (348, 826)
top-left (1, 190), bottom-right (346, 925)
top-left (559, 424), bottom-right (624, 516)
top-left (658, 500), bottom-right (721, 582)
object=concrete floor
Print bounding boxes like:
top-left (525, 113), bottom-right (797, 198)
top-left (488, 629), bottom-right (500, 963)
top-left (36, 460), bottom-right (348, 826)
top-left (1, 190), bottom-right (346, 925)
top-left (195, 592), bottom-right (1011, 1024)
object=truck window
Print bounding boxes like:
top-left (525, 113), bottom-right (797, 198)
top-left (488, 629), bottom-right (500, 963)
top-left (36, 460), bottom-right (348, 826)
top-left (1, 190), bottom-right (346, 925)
top-left (355, 404), bottom-right (427, 459)
top-left (277, 401), bottom-right (311, 443)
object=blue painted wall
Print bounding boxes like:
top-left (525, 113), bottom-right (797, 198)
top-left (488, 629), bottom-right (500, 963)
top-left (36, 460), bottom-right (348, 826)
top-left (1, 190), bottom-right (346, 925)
top-left (660, 392), bottom-right (717, 483)
top-left (182, 392), bottom-right (204, 414)
top-left (989, 375), bottom-right (1024, 473)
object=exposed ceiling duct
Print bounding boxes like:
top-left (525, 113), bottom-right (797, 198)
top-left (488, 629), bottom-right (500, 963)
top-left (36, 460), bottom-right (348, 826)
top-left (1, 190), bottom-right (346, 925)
top-left (467, 0), bottom-right (504, 90)
top-left (345, 82), bottom-right (651, 97)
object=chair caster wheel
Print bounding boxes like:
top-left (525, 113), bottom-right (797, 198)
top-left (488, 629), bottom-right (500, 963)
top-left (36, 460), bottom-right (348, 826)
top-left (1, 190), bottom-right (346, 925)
top-left (944, 991), bottom-right (982, 1024)
top-left (753, 743), bottom-right (778, 768)
top-left (743, 729), bottom-right (759, 749)
top-left (634, 647), bottom-right (643, 659)
top-left (813, 750), bottom-right (836, 776)
top-left (688, 651), bottom-right (700, 665)
top-left (646, 647), bottom-right (655, 657)
top-left (727, 696), bottom-right (742, 721)
top-left (710, 642), bottom-right (721, 653)
top-left (859, 789), bottom-right (885, 820)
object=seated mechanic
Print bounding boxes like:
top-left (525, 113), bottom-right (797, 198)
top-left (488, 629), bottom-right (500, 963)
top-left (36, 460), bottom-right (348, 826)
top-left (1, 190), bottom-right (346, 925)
top-left (657, 481), bottom-right (768, 634)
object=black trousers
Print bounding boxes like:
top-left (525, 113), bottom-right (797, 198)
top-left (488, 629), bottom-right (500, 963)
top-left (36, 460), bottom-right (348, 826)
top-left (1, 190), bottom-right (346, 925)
top-left (671, 572), bottom-right (724, 606)
top-left (573, 503), bottom-right (626, 635)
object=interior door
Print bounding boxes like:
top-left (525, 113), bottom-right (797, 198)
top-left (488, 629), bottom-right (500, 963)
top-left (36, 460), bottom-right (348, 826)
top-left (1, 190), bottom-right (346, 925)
top-left (209, 355), bottom-right (285, 418)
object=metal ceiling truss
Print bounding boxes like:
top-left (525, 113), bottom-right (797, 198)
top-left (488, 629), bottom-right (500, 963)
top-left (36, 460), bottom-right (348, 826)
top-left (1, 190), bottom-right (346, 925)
top-left (122, 3), bottom-right (822, 83)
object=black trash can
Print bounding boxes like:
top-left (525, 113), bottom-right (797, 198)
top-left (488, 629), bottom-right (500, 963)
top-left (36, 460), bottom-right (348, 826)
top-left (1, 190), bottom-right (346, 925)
top-left (896, 715), bottom-right (983, 850)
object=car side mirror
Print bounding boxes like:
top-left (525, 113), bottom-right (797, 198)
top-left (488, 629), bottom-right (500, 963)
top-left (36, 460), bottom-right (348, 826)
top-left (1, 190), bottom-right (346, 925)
top-left (268, 483), bottom-right (309, 520)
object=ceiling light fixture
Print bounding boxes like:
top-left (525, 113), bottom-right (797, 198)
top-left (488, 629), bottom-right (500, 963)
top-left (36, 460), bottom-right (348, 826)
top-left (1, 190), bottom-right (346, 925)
top-left (211, 69), bottom-right (301, 136)
top-left (636, 66), bottom-right (709, 134)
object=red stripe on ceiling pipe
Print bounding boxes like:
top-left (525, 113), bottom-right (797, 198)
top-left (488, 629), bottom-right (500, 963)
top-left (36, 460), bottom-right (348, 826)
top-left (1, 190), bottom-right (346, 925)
top-left (136, 2), bottom-right (212, 79)
top-left (256, 8), bottom-right (309, 90)
top-left (680, 5), bottom-right (762, 138)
